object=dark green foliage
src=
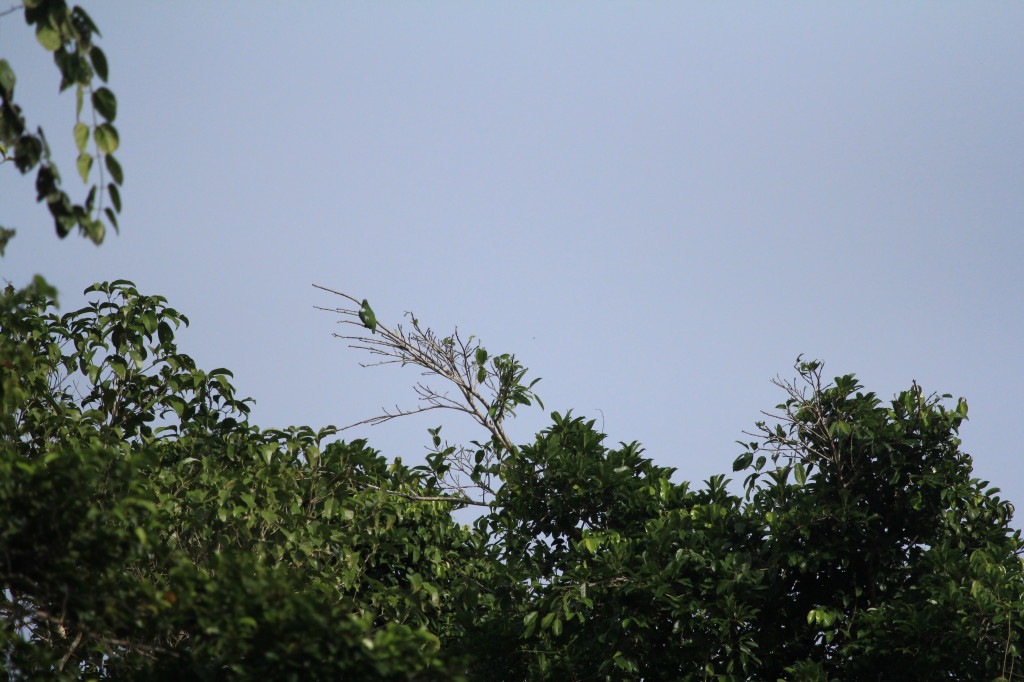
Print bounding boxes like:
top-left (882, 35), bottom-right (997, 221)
top-left (3, 7), bottom-right (1022, 677)
top-left (0, 282), bottom-right (470, 679)
top-left (3, 281), bottom-right (1023, 679)
top-left (734, 364), bottom-right (1022, 680)
top-left (465, 362), bottom-right (1024, 680)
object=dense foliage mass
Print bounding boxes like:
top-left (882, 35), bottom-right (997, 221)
top-left (2, 281), bottom-right (1022, 680)
top-left (3, 2), bottom-right (1023, 679)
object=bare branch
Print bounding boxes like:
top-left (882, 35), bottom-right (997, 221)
top-left (17, 605), bottom-right (172, 661)
top-left (338, 404), bottom-right (449, 431)
top-left (58, 631), bottom-right (83, 671)
top-left (315, 284), bottom-right (543, 503)
top-left (363, 483), bottom-right (492, 508)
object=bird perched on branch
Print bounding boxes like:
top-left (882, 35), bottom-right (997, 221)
top-left (359, 299), bottom-right (377, 334)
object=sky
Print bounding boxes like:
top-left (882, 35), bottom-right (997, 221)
top-left (3, 3), bottom-right (1023, 518)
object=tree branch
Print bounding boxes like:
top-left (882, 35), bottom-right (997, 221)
top-left (363, 483), bottom-right (493, 508)
top-left (314, 283), bottom-right (543, 503)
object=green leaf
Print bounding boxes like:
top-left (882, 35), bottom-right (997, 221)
top-left (422, 581), bottom-right (440, 606)
top-left (541, 612), bottom-right (554, 630)
top-left (76, 85), bottom-right (84, 117)
top-left (105, 154), bottom-right (124, 185)
top-left (733, 451), bottom-right (753, 471)
top-left (36, 25), bottom-right (62, 52)
top-left (523, 611), bottom-right (539, 637)
top-left (93, 123), bottom-right (119, 153)
top-left (104, 207), bottom-right (118, 231)
top-left (475, 348), bottom-right (487, 366)
top-left (164, 395), bottom-right (186, 416)
top-left (74, 122), bottom-right (89, 152)
top-left (828, 421), bottom-right (851, 438)
top-left (92, 87), bottom-right (117, 121)
top-left (72, 6), bottom-right (102, 38)
top-left (14, 136), bottom-right (42, 172)
top-left (956, 398), bottom-right (968, 417)
top-left (613, 654), bottom-right (638, 673)
top-left (90, 46), bottom-right (109, 82)
top-left (76, 152), bottom-right (92, 183)
top-left (794, 462), bottom-right (807, 486)
top-left (156, 321), bottom-right (173, 345)
top-left (86, 219), bottom-right (105, 244)
top-left (108, 355), bottom-right (127, 379)
top-left (108, 183), bottom-right (121, 212)
top-left (0, 59), bottom-right (15, 98)
top-left (0, 226), bottom-right (15, 256)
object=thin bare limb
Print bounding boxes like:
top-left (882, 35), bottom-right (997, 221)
top-left (339, 403), bottom-right (449, 430)
top-left (363, 483), bottom-right (491, 507)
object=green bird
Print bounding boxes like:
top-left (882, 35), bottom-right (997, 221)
top-left (358, 299), bottom-right (377, 334)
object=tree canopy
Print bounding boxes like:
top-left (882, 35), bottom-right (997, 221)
top-left (2, 3), bottom-right (1023, 680)
top-left (2, 280), bottom-right (1022, 680)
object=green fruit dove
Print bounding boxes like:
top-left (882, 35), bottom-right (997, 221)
top-left (358, 299), bottom-right (377, 334)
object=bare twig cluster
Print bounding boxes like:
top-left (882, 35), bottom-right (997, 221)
top-left (313, 284), bottom-right (542, 506)
top-left (743, 359), bottom-right (931, 490)
top-left (744, 361), bottom-right (838, 466)
top-left (736, 359), bottom-right (866, 494)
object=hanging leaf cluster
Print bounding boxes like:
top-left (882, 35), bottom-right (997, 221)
top-left (0, 0), bottom-right (124, 255)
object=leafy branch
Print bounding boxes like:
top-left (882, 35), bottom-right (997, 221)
top-left (0, 0), bottom-right (124, 256)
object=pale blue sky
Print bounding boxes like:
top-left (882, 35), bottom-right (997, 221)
top-left (4, 3), bottom-right (1023, 515)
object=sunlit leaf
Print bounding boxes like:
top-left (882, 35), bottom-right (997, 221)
top-left (76, 151), bottom-right (92, 183)
top-left (73, 122), bottom-right (89, 152)
top-left (93, 123), bottom-right (119, 153)
top-left (36, 25), bottom-right (62, 52)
